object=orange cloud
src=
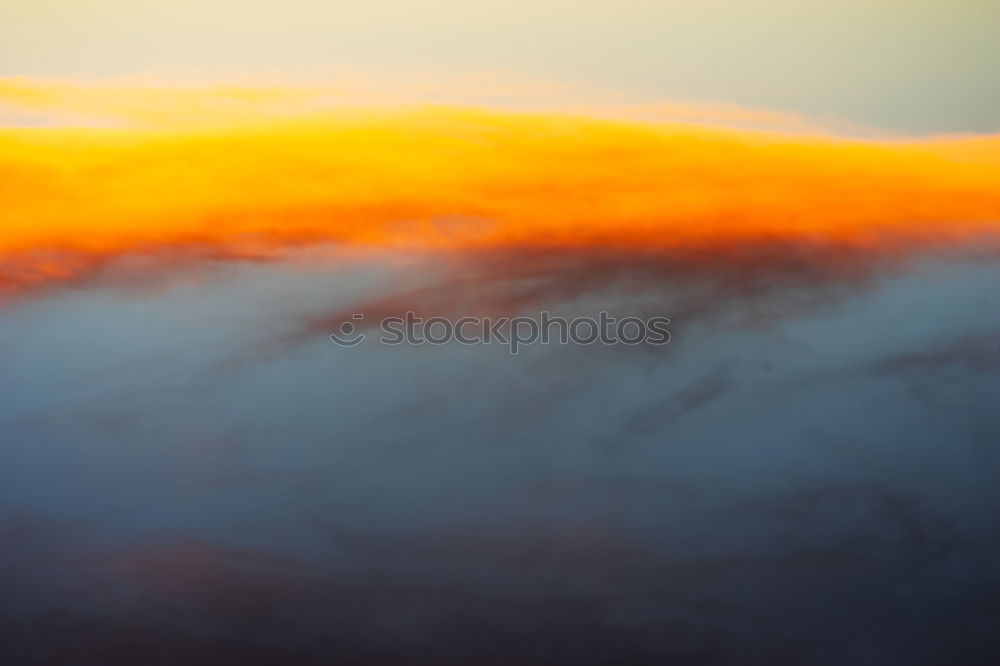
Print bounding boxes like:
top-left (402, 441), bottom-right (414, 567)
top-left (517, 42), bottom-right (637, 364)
top-left (1, 81), bottom-right (1000, 303)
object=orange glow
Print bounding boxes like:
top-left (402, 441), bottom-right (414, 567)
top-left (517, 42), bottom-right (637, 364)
top-left (2, 81), bottom-right (1000, 301)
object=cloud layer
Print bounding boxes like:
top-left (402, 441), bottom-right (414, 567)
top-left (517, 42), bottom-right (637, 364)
top-left (2, 81), bottom-right (1000, 304)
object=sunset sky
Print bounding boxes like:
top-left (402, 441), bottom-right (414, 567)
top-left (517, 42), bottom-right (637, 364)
top-left (3, 0), bottom-right (999, 132)
top-left (2, 3), bottom-right (1000, 665)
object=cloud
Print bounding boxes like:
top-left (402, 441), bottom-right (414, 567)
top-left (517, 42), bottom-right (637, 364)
top-left (3, 489), bottom-right (1000, 666)
top-left (1, 81), bottom-right (999, 307)
top-left (5, 79), bottom-right (1000, 666)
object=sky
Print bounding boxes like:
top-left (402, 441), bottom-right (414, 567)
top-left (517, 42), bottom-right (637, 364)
top-left (3, 0), bottom-right (1000, 132)
top-left (2, 2), bottom-right (1000, 665)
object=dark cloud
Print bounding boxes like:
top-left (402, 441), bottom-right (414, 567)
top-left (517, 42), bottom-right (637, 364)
top-left (3, 238), bottom-right (1000, 665)
top-left (4, 479), bottom-right (1000, 666)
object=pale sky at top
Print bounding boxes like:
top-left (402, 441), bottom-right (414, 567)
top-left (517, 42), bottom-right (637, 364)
top-left (1, 0), bottom-right (998, 133)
